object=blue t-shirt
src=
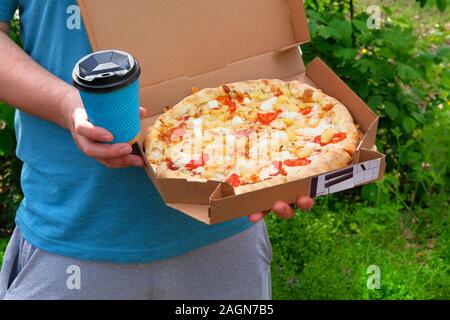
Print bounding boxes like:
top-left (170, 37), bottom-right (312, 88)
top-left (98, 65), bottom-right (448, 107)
top-left (0, 0), bottom-right (252, 263)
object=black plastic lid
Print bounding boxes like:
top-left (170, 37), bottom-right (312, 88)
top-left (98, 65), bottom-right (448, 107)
top-left (72, 50), bottom-right (141, 93)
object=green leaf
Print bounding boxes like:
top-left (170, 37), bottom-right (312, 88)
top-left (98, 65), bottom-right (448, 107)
top-left (397, 63), bottom-right (419, 81)
top-left (0, 102), bottom-right (15, 129)
top-left (318, 26), bottom-right (332, 39)
top-left (410, 111), bottom-right (425, 124)
top-left (418, 0), bottom-right (427, 8)
top-left (382, 6), bottom-right (393, 15)
top-left (402, 117), bottom-right (417, 132)
top-left (306, 9), bottom-right (326, 24)
top-left (352, 19), bottom-right (367, 33)
top-left (435, 45), bottom-right (450, 60)
top-left (378, 47), bottom-right (395, 59)
top-left (330, 19), bottom-right (352, 46)
top-left (333, 48), bottom-right (356, 60)
top-left (309, 20), bottom-right (318, 36)
top-left (436, 0), bottom-right (447, 12)
top-left (384, 101), bottom-right (399, 120)
top-left (0, 129), bottom-right (14, 156)
top-left (367, 95), bottom-right (382, 110)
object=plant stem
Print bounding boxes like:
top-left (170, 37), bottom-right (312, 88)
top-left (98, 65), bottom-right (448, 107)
top-left (349, 0), bottom-right (354, 20)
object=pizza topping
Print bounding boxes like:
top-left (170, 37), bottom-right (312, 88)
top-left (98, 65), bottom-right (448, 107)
top-left (301, 89), bottom-right (314, 102)
top-left (235, 128), bottom-right (253, 137)
top-left (166, 159), bottom-right (179, 171)
top-left (149, 150), bottom-right (163, 161)
top-left (185, 153), bottom-right (209, 170)
top-left (284, 158), bottom-right (311, 167)
top-left (231, 116), bottom-right (244, 127)
top-left (314, 135), bottom-right (323, 145)
top-left (271, 86), bottom-right (284, 97)
top-left (299, 107), bottom-right (313, 116)
top-left (216, 96), bottom-right (237, 113)
top-left (228, 101), bottom-right (237, 113)
top-left (260, 97), bottom-right (278, 111)
top-left (283, 118), bottom-right (294, 126)
top-left (296, 119), bottom-right (331, 136)
top-left (207, 100), bottom-right (220, 109)
top-left (167, 122), bottom-right (187, 141)
top-left (171, 128), bottom-right (185, 139)
top-left (286, 110), bottom-right (300, 119)
top-left (243, 97), bottom-right (252, 104)
top-left (257, 110), bottom-right (282, 125)
top-left (330, 132), bottom-right (347, 143)
top-left (292, 147), bottom-right (313, 159)
top-left (222, 84), bottom-right (231, 94)
top-left (270, 161), bottom-right (283, 176)
top-left (320, 128), bottom-right (338, 144)
top-left (234, 91), bottom-right (247, 104)
top-left (322, 102), bottom-right (335, 111)
top-left (314, 132), bottom-right (347, 145)
top-left (286, 127), bottom-right (297, 141)
top-left (191, 87), bottom-right (199, 94)
top-left (268, 159), bottom-right (287, 176)
top-left (226, 173), bottom-right (241, 187)
top-left (272, 130), bottom-right (289, 145)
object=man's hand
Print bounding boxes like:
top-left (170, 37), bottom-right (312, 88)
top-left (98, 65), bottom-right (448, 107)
top-left (248, 195), bottom-right (314, 222)
top-left (62, 92), bottom-right (147, 168)
top-left (0, 23), bottom-right (146, 169)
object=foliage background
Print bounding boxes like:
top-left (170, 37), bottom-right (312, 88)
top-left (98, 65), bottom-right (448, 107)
top-left (0, 0), bottom-right (449, 298)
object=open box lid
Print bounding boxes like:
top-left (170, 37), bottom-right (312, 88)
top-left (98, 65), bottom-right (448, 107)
top-left (77, 0), bottom-right (310, 104)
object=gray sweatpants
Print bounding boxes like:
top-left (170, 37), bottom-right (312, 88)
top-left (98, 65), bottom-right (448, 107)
top-left (0, 221), bottom-right (272, 300)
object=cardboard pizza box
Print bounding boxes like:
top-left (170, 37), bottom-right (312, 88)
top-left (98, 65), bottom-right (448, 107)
top-left (77, 0), bottom-right (386, 224)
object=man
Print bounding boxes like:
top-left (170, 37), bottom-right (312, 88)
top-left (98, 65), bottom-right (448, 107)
top-left (0, 0), bottom-right (313, 299)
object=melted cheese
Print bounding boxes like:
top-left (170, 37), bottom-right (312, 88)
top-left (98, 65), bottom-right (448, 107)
top-left (272, 131), bottom-right (289, 145)
top-left (232, 116), bottom-right (244, 127)
top-left (296, 120), bottom-right (332, 136)
top-left (207, 100), bottom-right (219, 109)
top-left (260, 97), bottom-right (278, 111)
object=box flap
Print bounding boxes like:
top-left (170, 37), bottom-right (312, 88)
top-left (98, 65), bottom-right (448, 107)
top-left (167, 203), bottom-right (211, 224)
top-left (209, 178), bottom-right (310, 224)
top-left (306, 58), bottom-right (379, 148)
top-left (78, 0), bottom-right (310, 88)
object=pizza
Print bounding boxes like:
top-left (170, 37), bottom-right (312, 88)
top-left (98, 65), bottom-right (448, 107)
top-left (144, 79), bottom-right (359, 194)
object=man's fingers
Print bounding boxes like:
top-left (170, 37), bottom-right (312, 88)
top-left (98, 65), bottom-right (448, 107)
top-left (248, 196), bottom-right (313, 223)
top-left (76, 108), bottom-right (145, 142)
top-left (248, 211), bottom-right (269, 223)
top-left (77, 135), bottom-right (132, 159)
top-left (272, 200), bottom-right (295, 220)
top-left (99, 154), bottom-right (145, 168)
top-left (139, 107), bottom-right (147, 119)
top-left (75, 120), bottom-right (113, 143)
top-left (296, 195), bottom-right (314, 211)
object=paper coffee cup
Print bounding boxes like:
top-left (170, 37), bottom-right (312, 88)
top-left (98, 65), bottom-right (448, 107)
top-left (72, 50), bottom-right (141, 144)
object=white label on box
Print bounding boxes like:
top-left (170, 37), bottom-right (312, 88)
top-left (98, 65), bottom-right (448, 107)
top-left (309, 159), bottom-right (381, 197)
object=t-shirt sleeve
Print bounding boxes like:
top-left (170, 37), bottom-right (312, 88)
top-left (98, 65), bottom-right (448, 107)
top-left (0, 0), bottom-right (18, 22)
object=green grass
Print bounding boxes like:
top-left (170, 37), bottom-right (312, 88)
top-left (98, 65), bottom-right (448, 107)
top-left (267, 197), bottom-right (450, 299)
top-left (0, 238), bottom-right (7, 265)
